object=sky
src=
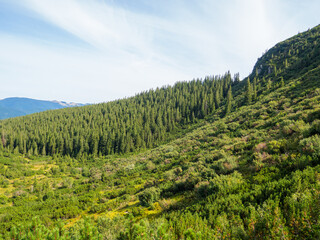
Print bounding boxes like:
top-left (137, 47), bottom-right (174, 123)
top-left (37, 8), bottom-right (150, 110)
top-left (0, 0), bottom-right (319, 103)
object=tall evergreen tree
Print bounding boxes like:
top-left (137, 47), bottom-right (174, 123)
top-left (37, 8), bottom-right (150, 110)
top-left (41, 146), bottom-right (46, 156)
top-left (215, 89), bottom-right (220, 109)
top-left (225, 86), bottom-right (233, 115)
top-left (246, 78), bottom-right (252, 105)
top-left (280, 77), bottom-right (284, 87)
top-left (233, 73), bottom-right (240, 84)
top-left (253, 77), bottom-right (257, 101)
top-left (267, 79), bottom-right (272, 90)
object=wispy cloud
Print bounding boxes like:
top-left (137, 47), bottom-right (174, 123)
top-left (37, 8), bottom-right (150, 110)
top-left (0, 0), bottom-right (319, 102)
top-left (0, 32), bottom-right (191, 103)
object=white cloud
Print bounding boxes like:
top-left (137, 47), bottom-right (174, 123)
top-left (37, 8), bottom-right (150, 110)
top-left (19, 0), bottom-right (160, 60)
top-left (0, 33), bottom-right (190, 103)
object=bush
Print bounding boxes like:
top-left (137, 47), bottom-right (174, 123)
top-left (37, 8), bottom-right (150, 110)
top-left (299, 134), bottom-right (320, 157)
top-left (138, 187), bottom-right (160, 207)
top-left (0, 195), bottom-right (8, 205)
top-left (309, 119), bottom-right (320, 135)
top-left (211, 152), bottom-right (238, 174)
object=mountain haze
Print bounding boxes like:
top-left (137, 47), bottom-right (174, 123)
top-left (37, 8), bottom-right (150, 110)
top-left (0, 97), bottom-right (85, 119)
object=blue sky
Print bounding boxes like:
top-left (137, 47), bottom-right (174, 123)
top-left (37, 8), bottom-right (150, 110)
top-left (0, 0), bottom-right (319, 103)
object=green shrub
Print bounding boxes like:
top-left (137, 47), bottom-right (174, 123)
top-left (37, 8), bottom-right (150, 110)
top-left (309, 119), bottom-right (320, 135)
top-left (211, 152), bottom-right (238, 174)
top-left (299, 134), bottom-right (320, 157)
top-left (0, 195), bottom-right (8, 205)
top-left (138, 187), bottom-right (160, 207)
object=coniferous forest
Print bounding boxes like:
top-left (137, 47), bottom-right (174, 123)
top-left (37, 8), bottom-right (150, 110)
top-left (0, 25), bottom-right (320, 239)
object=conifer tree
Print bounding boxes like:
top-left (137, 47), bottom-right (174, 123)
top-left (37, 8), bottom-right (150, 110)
top-left (41, 146), bottom-right (46, 156)
top-left (280, 77), bottom-right (284, 87)
top-left (215, 89), bottom-right (220, 109)
top-left (267, 79), bottom-right (272, 90)
top-left (225, 86), bottom-right (233, 115)
top-left (234, 73), bottom-right (240, 84)
top-left (253, 77), bottom-right (257, 101)
top-left (246, 78), bottom-right (252, 105)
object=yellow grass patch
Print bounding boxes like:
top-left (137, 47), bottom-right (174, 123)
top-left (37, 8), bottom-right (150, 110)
top-left (64, 215), bottom-right (82, 228)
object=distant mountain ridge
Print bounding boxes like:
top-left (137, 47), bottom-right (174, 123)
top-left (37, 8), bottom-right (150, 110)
top-left (0, 97), bottom-right (85, 119)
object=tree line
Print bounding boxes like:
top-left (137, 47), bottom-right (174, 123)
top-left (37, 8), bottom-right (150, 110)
top-left (0, 73), bottom-right (238, 158)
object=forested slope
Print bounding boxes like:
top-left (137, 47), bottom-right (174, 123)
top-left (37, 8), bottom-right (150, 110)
top-left (0, 73), bottom-right (238, 157)
top-left (0, 25), bottom-right (319, 239)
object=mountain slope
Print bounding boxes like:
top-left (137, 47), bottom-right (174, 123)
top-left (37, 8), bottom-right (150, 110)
top-left (0, 97), bottom-right (85, 119)
top-left (252, 24), bottom-right (320, 80)
top-left (0, 25), bottom-right (320, 239)
top-left (0, 75), bottom-right (235, 157)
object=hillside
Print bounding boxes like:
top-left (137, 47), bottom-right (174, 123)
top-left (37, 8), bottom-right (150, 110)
top-left (0, 74), bottom-right (236, 157)
top-left (0, 97), bottom-right (85, 119)
top-left (0, 25), bottom-right (320, 239)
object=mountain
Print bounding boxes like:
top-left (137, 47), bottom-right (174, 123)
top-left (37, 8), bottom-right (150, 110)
top-left (0, 24), bottom-right (320, 239)
top-left (0, 97), bottom-right (85, 119)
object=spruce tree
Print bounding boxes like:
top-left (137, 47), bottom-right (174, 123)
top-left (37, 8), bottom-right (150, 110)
top-left (246, 78), bottom-right (252, 105)
top-left (225, 86), bottom-right (233, 115)
top-left (42, 145), bottom-right (46, 156)
top-left (253, 77), bottom-right (257, 101)
top-left (215, 90), bottom-right (220, 109)
top-left (267, 79), bottom-right (272, 90)
top-left (280, 77), bottom-right (284, 87)
top-left (234, 73), bottom-right (240, 84)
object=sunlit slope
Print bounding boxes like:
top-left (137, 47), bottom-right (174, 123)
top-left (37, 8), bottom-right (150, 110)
top-left (0, 24), bottom-right (320, 239)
